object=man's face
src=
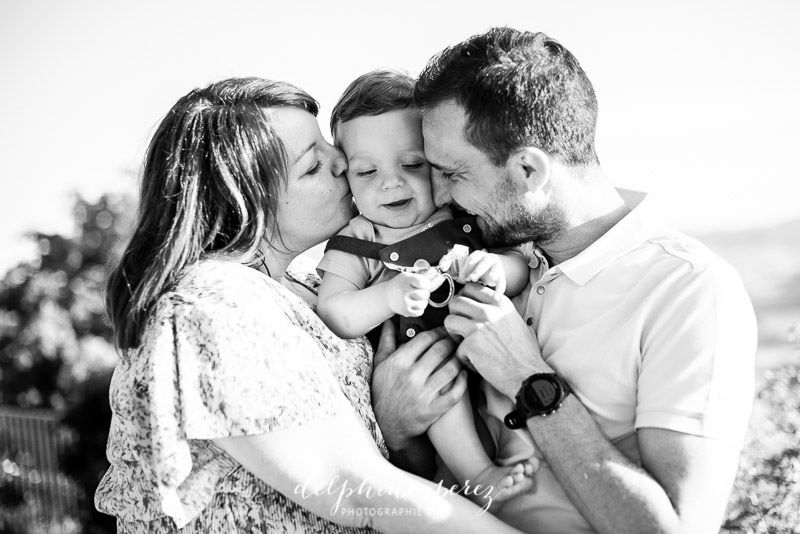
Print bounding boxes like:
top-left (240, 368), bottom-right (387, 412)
top-left (422, 100), bottom-right (565, 246)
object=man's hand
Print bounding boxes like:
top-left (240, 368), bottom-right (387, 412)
top-left (371, 321), bottom-right (467, 449)
top-left (445, 282), bottom-right (551, 397)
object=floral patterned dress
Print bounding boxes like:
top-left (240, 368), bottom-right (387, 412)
top-left (94, 259), bottom-right (387, 533)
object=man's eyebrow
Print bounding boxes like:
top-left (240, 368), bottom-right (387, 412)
top-left (292, 141), bottom-right (316, 165)
top-left (428, 159), bottom-right (460, 171)
top-left (427, 158), bottom-right (447, 170)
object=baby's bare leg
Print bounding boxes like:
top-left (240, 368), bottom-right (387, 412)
top-left (428, 391), bottom-right (534, 510)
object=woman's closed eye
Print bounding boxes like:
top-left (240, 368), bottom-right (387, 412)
top-left (307, 160), bottom-right (323, 176)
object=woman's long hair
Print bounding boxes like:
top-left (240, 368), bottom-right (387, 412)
top-left (106, 78), bottom-right (318, 350)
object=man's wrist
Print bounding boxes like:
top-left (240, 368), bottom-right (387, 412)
top-left (500, 362), bottom-right (554, 398)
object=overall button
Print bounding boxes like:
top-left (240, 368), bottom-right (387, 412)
top-left (536, 286), bottom-right (545, 295)
top-left (389, 251), bottom-right (399, 261)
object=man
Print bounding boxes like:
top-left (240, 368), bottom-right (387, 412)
top-left (372, 27), bottom-right (756, 533)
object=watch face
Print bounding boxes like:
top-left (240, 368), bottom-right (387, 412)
top-left (526, 378), bottom-right (559, 408)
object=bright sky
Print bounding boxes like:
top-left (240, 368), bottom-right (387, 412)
top-left (1, 0), bottom-right (798, 274)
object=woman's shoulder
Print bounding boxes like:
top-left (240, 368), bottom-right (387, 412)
top-left (170, 259), bottom-right (280, 305)
top-left (178, 258), bottom-right (264, 290)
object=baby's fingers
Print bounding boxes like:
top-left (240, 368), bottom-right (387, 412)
top-left (460, 252), bottom-right (489, 282)
top-left (489, 263), bottom-right (506, 298)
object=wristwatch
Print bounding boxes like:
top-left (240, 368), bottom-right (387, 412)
top-left (504, 373), bottom-right (572, 429)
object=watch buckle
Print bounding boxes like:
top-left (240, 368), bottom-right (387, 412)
top-left (504, 410), bottom-right (526, 429)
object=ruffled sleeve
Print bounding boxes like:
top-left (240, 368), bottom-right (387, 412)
top-left (140, 264), bottom-right (350, 526)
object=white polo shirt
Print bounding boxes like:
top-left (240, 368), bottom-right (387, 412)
top-left (486, 189), bottom-right (757, 533)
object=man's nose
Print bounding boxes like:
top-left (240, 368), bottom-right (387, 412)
top-left (431, 172), bottom-right (452, 207)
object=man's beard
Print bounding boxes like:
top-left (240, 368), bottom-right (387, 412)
top-left (479, 180), bottom-right (567, 247)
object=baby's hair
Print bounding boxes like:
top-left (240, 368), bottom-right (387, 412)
top-left (330, 68), bottom-right (415, 141)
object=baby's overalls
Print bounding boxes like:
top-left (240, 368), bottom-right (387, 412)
top-left (324, 215), bottom-right (484, 345)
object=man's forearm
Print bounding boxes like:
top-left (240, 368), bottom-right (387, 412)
top-left (527, 397), bottom-right (680, 534)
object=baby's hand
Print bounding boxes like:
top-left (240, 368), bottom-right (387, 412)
top-left (457, 250), bottom-right (506, 298)
top-left (385, 272), bottom-right (433, 317)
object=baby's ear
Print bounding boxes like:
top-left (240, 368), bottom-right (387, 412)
top-left (507, 147), bottom-right (550, 192)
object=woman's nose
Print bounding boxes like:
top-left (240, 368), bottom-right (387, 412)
top-left (331, 147), bottom-right (348, 177)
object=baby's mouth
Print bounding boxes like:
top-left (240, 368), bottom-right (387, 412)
top-left (382, 198), bottom-right (413, 210)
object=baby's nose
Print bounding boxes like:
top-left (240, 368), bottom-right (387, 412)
top-left (381, 170), bottom-right (404, 189)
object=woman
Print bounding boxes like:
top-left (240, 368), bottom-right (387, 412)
top-left (94, 77), bottom-right (522, 532)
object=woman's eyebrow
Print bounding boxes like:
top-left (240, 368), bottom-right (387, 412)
top-left (292, 142), bottom-right (316, 165)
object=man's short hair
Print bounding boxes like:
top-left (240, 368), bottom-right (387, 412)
top-left (330, 68), bottom-right (416, 140)
top-left (415, 27), bottom-right (599, 167)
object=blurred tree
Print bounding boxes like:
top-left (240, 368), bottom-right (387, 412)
top-left (0, 192), bottom-right (134, 533)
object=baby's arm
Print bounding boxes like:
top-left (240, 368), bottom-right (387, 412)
top-left (317, 271), bottom-right (435, 339)
top-left (456, 249), bottom-right (529, 298)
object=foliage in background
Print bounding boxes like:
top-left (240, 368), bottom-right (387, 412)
top-left (0, 193), bottom-right (134, 533)
top-left (723, 363), bottom-right (800, 533)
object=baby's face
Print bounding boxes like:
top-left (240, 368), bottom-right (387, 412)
top-left (337, 109), bottom-right (437, 229)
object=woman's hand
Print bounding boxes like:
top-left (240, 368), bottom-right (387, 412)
top-left (371, 322), bottom-right (467, 454)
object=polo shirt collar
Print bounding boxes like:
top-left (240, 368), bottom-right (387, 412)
top-left (552, 189), bottom-right (658, 286)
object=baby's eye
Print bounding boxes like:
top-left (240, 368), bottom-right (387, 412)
top-left (401, 162), bottom-right (425, 171)
top-left (355, 169), bottom-right (377, 178)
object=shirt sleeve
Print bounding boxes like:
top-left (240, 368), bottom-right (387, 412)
top-left (145, 275), bottom-right (350, 445)
top-left (316, 220), bottom-right (375, 289)
top-left (130, 264), bottom-right (366, 527)
top-left (635, 258), bottom-right (757, 443)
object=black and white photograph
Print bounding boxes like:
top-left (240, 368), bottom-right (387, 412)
top-left (1, 1), bottom-right (798, 532)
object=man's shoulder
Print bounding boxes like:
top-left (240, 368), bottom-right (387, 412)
top-left (641, 227), bottom-right (743, 286)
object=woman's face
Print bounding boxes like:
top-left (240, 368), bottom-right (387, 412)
top-left (268, 107), bottom-right (355, 251)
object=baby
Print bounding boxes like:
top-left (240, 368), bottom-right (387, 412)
top-left (317, 69), bottom-right (534, 509)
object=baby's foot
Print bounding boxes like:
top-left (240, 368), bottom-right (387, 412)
top-left (462, 460), bottom-right (537, 510)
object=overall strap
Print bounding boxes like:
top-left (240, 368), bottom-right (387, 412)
top-left (324, 235), bottom-right (384, 260)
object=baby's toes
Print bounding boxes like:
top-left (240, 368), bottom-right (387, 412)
top-left (522, 457), bottom-right (540, 477)
top-left (497, 473), bottom-right (515, 489)
top-left (494, 472), bottom-right (534, 502)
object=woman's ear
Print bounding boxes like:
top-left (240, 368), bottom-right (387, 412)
top-left (507, 147), bottom-right (550, 192)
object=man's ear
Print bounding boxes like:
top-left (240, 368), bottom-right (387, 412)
top-left (508, 147), bottom-right (550, 192)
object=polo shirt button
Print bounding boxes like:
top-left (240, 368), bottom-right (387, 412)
top-left (536, 286), bottom-right (545, 295)
top-left (406, 328), bottom-right (416, 338)
top-left (526, 317), bottom-right (533, 326)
